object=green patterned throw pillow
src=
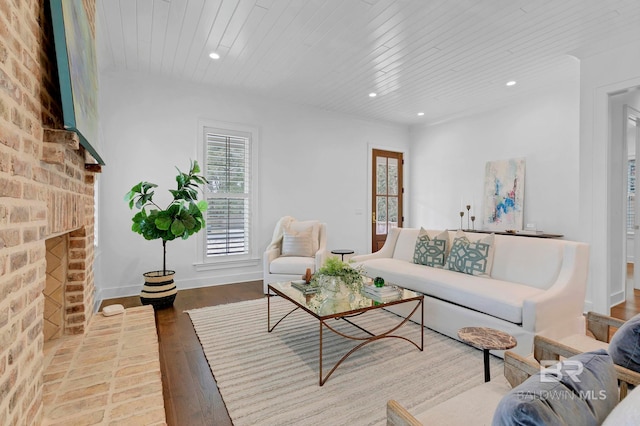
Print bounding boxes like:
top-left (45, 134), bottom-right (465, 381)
top-left (445, 231), bottom-right (494, 276)
top-left (413, 229), bottom-right (448, 268)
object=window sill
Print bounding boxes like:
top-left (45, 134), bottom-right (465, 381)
top-left (193, 258), bottom-right (261, 272)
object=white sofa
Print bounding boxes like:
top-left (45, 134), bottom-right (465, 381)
top-left (351, 228), bottom-right (590, 356)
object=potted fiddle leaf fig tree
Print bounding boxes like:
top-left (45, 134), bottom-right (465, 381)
top-left (125, 160), bottom-right (208, 309)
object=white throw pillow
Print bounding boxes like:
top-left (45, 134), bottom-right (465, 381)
top-left (281, 228), bottom-right (313, 257)
top-left (288, 220), bottom-right (320, 253)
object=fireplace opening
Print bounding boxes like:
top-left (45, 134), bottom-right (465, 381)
top-left (44, 234), bottom-right (68, 341)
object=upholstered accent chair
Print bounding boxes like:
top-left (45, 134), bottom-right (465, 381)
top-left (263, 217), bottom-right (327, 294)
top-left (534, 312), bottom-right (640, 399)
top-left (386, 350), bottom-right (540, 426)
top-left (387, 335), bottom-right (639, 425)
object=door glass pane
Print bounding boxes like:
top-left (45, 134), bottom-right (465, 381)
top-left (388, 158), bottom-right (398, 195)
top-left (376, 157), bottom-right (387, 195)
top-left (389, 197), bottom-right (398, 229)
top-left (376, 196), bottom-right (387, 235)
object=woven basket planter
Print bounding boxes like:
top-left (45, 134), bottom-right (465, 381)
top-left (140, 270), bottom-right (177, 309)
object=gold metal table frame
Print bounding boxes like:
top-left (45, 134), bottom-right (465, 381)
top-left (267, 284), bottom-right (424, 386)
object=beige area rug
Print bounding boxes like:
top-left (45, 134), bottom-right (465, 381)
top-left (186, 297), bottom-right (502, 425)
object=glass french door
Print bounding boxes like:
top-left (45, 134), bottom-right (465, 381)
top-left (372, 149), bottom-right (403, 252)
top-left (626, 105), bottom-right (640, 294)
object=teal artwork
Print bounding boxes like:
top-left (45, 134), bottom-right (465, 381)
top-left (50, 0), bottom-right (104, 164)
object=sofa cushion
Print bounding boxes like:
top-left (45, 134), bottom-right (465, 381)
top-left (490, 235), bottom-right (564, 290)
top-left (413, 229), bottom-right (448, 268)
top-left (281, 227), bottom-right (313, 257)
top-left (392, 228), bottom-right (421, 262)
top-left (558, 333), bottom-right (610, 353)
top-left (445, 231), bottom-right (495, 276)
top-left (269, 256), bottom-right (315, 275)
top-left (492, 349), bottom-right (618, 425)
top-left (415, 375), bottom-right (511, 425)
top-left (608, 312), bottom-right (640, 373)
top-left (360, 258), bottom-right (543, 323)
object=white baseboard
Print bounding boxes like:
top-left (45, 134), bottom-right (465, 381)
top-left (610, 290), bottom-right (626, 308)
top-left (100, 284), bottom-right (142, 300)
top-left (178, 272), bottom-right (262, 289)
top-left (96, 272), bottom-right (263, 301)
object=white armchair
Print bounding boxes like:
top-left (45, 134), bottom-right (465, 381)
top-left (263, 217), bottom-right (328, 294)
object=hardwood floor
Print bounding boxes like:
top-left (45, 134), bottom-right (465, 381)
top-left (100, 283), bottom-right (640, 425)
top-left (611, 289), bottom-right (640, 321)
top-left (99, 281), bottom-right (264, 426)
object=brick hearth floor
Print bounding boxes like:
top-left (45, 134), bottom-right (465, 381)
top-left (42, 306), bottom-right (166, 425)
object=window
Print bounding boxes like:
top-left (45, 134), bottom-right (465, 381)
top-left (198, 121), bottom-right (258, 266)
top-left (628, 158), bottom-right (636, 233)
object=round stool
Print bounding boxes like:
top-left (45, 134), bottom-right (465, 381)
top-left (331, 249), bottom-right (354, 261)
top-left (458, 326), bottom-right (517, 382)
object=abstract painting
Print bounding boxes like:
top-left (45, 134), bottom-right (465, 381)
top-left (50, 0), bottom-right (104, 164)
top-left (482, 158), bottom-right (525, 231)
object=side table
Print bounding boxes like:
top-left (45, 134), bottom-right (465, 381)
top-left (331, 249), bottom-right (354, 261)
top-left (457, 327), bottom-right (517, 382)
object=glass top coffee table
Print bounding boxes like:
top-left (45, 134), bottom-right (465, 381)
top-left (268, 281), bottom-right (424, 386)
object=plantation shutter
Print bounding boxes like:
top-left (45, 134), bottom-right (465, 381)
top-left (205, 130), bottom-right (251, 256)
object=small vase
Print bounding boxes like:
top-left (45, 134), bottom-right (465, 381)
top-left (319, 276), bottom-right (340, 292)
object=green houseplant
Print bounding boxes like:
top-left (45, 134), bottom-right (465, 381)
top-left (310, 257), bottom-right (364, 293)
top-left (125, 160), bottom-right (208, 308)
top-left (308, 257), bottom-right (365, 315)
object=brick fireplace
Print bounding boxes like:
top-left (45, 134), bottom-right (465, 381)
top-left (0, 0), bottom-right (100, 424)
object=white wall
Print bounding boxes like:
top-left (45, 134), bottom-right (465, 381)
top-left (579, 41), bottom-right (640, 313)
top-left (408, 65), bottom-right (581, 241)
top-left (97, 71), bottom-right (409, 299)
top-left (96, 41), bottom-right (640, 316)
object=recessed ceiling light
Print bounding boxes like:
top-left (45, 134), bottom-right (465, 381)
top-left (506, 80), bottom-right (517, 86)
top-left (209, 52), bottom-right (220, 60)
top-left (369, 92), bottom-right (377, 98)
top-left (417, 112), bottom-right (425, 116)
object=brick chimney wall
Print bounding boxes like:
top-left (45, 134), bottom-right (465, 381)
top-left (0, 1), bottom-right (98, 424)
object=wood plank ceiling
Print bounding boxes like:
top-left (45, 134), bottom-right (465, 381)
top-left (97, 0), bottom-right (640, 125)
